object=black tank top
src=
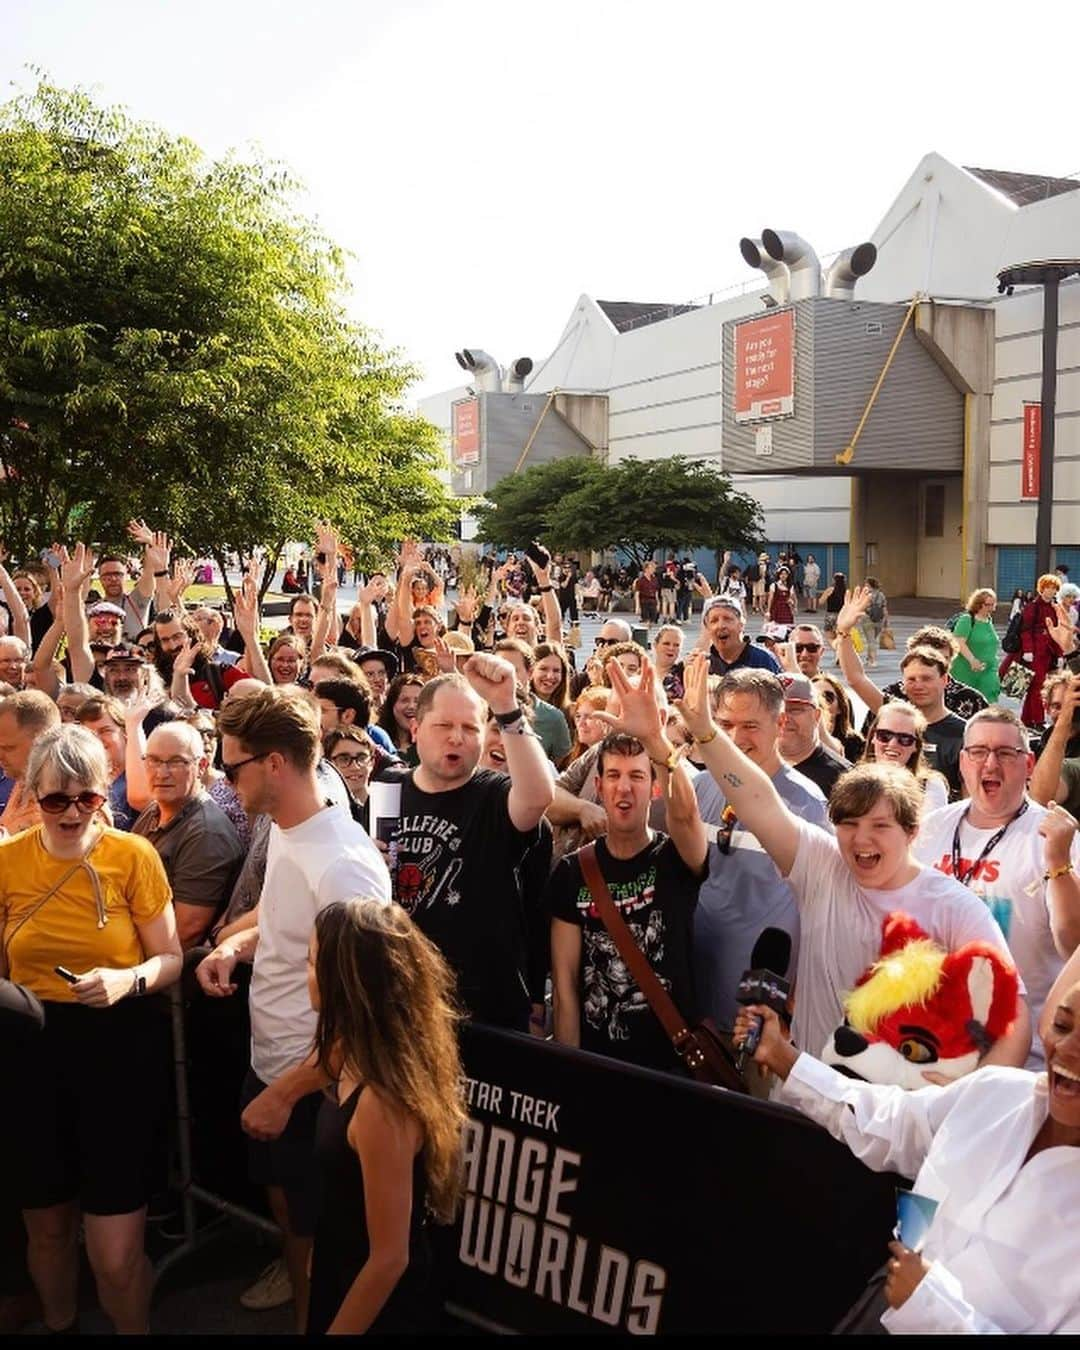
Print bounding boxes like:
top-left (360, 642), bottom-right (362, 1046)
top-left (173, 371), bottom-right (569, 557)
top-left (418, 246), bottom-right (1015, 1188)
top-left (306, 1084), bottom-right (432, 1336)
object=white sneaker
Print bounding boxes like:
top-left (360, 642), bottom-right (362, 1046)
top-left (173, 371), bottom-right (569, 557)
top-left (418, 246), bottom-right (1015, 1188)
top-left (239, 1257), bottom-right (293, 1310)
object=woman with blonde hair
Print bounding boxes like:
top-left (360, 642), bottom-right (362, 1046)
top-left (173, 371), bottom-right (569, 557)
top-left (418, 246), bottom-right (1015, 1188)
top-left (951, 588), bottom-right (1001, 703)
top-left (860, 699), bottom-right (949, 815)
top-left (305, 898), bottom-right (465, 1335)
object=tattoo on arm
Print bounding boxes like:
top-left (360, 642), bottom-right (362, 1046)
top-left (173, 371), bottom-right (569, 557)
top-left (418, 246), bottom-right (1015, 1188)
top-left (722, 772), bottom-right (743, 788)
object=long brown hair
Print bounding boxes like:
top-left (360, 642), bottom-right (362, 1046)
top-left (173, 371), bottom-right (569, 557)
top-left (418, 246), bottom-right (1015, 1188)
top-left (312, 899), bottom-right (466, 1223)
top-left (860, 699), bottom-right (942, 794)
top-left (531, 641), bottom-right (571, 714)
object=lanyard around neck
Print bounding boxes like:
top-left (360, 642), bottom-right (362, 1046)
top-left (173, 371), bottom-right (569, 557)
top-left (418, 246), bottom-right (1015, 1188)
top-left (950, 802), bottom-right (1027, 888)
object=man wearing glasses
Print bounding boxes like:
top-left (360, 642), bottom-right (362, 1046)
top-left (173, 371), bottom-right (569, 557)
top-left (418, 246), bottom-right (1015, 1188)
top-left (915, 707), bottom-right (1080, 1069)
top-left (569, 619), bottom-right (632, 699)
top-left (788, 624), bottom-right (826, 679)
top-left (131, 721), bottom-right (244, 949)
top-left (95, 555), bottom-right (154, 642)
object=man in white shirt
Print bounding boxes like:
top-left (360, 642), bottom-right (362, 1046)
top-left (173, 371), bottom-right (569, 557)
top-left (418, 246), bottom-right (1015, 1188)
top-left (914, 706), bottom-right (1080, 1067)
top-left (676, 652), bottom-right (1031, 1066)
top-left (195, 686), bottom-right (388, 1330)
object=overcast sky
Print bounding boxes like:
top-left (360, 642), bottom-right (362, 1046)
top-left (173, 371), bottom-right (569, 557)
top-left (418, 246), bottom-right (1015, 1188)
top-left (5, 0), bottom-right (1077, 404)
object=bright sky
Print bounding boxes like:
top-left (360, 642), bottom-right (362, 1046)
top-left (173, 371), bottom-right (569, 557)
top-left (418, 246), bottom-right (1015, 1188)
top-left (5, 0), bottom-right (1077, 405)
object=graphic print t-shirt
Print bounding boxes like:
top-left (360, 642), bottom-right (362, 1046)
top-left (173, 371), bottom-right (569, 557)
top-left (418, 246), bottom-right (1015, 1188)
top-left (391, 770), bottom-right (540, 1030)
top-left (545, 834), bottom-right (701, 1073)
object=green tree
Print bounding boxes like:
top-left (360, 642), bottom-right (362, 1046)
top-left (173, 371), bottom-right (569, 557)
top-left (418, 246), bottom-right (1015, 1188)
top-left (475, 453), bottom-right (763, 566)
top-left (0, 78), bottom-right (454, 584)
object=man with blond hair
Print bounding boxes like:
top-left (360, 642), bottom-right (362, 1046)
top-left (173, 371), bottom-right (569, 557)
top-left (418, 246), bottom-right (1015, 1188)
top-left (0, 690), bottom-right (60, 835)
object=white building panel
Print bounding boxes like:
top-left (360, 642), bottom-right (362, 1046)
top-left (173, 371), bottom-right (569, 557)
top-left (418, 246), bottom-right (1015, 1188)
top-left (993, 369), bottom-right (1080, 424)
top-left (989, 502), bottom-right (1039, 543)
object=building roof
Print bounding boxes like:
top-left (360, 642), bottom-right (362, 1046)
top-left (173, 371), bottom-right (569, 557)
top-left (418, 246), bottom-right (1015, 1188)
top-left (963, 166), bottom-right (1080, 208)
top-left (596, 299), bottom-right (700, 332)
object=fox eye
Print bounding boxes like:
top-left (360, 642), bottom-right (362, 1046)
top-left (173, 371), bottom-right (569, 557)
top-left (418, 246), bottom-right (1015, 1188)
top-left (898, 1037), bottom-right (937, 1064)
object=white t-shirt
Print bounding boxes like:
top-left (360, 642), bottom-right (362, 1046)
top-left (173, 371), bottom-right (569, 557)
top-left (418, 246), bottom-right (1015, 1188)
top-left (786, 817), bottom-right (1017, 1062)
top-left (250, 803), bottom-right (390, 1084)
top-left (915, 798), bottom-right (1076, 1066)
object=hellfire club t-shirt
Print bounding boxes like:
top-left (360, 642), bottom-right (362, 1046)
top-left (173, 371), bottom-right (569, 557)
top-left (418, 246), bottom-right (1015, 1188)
top-left (391, 769), bottom-right (541, 1031)
top-left (545, 834), bottom-right (702, 1073)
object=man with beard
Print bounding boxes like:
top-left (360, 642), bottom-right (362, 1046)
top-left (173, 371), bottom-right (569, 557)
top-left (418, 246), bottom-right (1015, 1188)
top-left (156, 575), bottom-right (271, 708)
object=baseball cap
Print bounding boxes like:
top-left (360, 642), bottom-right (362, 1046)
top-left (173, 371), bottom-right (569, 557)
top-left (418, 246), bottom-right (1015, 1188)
top-left (703, 595), bottom-right (743, 621)
top-left (779, 673), bottom-right (816, 705)
top-left (87, 601), bottom-right (125, 619)
top-left (103, 642), bottom-right (146, 665)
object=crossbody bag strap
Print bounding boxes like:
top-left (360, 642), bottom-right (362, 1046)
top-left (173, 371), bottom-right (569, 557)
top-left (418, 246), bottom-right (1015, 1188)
top-left (577, 842), bottom-right (690, 1044)
top-left (2, 858), bottom-right (85, 960)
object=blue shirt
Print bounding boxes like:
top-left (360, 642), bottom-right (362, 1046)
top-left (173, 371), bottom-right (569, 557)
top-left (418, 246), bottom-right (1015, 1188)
top-left (707, 640), bottom-right (781, 677)
top-left (692, 763), bottom-right (829, 1030)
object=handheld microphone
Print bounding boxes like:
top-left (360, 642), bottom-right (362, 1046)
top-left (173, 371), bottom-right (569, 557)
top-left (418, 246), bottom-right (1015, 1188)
top-left (735, 927), bottom-right (792, 1073)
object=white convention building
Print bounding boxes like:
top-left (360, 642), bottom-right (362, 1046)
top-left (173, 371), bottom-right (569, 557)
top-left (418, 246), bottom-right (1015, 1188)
top-left (419, 153), bottom-right (1080, 602)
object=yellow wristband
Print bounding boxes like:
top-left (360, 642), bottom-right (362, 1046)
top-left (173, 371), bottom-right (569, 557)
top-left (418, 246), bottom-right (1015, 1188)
top-left (1045, 863), bottom-right (1074, 882)
top-left (695, 727), bottom-right (718, 745)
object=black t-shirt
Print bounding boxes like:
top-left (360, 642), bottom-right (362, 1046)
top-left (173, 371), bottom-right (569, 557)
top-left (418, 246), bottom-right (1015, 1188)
top-left (545, 834), bottom-right (701, 1073)
top-left (923, 712), bottom-right (966, 799)
top-left (391, 770), bottom-right (541, 1030)
top-left (790, 743), bottom-right (851, 799)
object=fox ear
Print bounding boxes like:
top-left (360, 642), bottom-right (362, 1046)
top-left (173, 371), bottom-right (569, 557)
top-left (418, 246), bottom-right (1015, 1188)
top-left (966, 955), bottom-right (994, 1026)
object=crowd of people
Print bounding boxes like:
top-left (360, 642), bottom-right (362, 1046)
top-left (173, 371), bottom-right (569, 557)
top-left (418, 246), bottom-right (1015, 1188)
top-left (1, 524), bottom-right (1079, 1335)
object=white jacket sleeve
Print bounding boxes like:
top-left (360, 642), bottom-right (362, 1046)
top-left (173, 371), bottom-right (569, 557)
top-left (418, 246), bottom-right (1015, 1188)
top-left (776, 1053), bottom-right (974, 1178)
top-left (879, 1260), bottom-right (1009, 1335)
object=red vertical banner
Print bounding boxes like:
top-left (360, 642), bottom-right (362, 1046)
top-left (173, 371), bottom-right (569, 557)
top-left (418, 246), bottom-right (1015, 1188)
top-left (1022, 402), bottom-right (1041, 499)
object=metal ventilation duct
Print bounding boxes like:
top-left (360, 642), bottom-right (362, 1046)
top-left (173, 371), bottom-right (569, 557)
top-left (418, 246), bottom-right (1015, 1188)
top-left (739, 237), bottom-right (790, 305)
top-left (824, 242), bottom-right (878, 299)
top-left (762, 229), bottom-right (822, 301)
top-left (454, 348), bottom-right (503, 392)
top-left (503, 356), bottom-right (534, 393)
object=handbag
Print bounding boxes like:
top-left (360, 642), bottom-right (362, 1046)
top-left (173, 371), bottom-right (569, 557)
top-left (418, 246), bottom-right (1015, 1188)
top-left (1001, 660), bottom-right (1034, 700)
top-left (879, 626), bottom-right (896, 651)
top-left (577, 843), bottom-right (747, 1092)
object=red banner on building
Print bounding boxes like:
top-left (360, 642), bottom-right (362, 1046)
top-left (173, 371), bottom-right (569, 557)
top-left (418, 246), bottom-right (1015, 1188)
top-left (1022, 402), bottom-right (1041, 499)
top-left (733, 310), bottom-right (795, 423)
top-left (452, 398), bottom-right (481, 466)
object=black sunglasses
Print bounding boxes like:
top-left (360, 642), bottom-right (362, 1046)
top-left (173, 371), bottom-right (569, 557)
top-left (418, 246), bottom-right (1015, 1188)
top-left (794, 643), bottom-right (821, 654)
top-left (38, 790), bottom-right (106, 815)
top-left (594, 637), bottom-right (617, 647)
top-left (222, 751), bottom-right (271, 783)
top-left (873, 728), bottom-right (917, 748)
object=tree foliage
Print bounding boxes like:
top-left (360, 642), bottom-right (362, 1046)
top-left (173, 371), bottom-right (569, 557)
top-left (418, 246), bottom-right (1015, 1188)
top-left (0, 77), bottom-right (454, 579)
top-left (475, 454), bottom-right (763, 566)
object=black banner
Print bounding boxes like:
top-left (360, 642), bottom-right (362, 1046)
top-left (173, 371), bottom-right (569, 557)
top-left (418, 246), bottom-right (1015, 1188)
top-left (435, 1026), bottom-right (897, 1335)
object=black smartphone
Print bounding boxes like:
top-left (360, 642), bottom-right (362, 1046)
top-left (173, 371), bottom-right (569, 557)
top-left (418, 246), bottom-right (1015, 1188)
top-left (315, 551), bottom-right (327, 565)
top-left (525, 541), bottom-right (550, 570)
top-left (54, 965), bottom-right (78, 984)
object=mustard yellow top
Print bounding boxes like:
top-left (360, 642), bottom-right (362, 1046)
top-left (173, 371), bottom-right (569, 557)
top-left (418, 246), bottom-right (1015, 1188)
top-left (0, 826), bottom-right (172, 1002)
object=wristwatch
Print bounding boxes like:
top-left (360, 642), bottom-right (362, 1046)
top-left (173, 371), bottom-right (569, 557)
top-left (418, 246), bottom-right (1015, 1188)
top-left (130, 970), bottom-right (147, 998)
top-left (493, 707), bottom-right (524, 727)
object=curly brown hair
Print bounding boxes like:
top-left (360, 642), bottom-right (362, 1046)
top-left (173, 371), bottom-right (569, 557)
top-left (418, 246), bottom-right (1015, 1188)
top-left (312, 899), bottom-right (466, 1224)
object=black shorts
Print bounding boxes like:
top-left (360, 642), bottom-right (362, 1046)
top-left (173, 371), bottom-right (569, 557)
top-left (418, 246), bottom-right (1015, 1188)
top-left (240, 1069), bottom-right (322, 1238)
top-left (640, 599), bottom-right (659, 623)
top-left (11, 998), bottom-right (168, 1216)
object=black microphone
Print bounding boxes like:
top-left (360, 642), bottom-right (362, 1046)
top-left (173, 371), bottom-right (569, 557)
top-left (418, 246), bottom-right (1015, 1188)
top-left (735, 927), bottom-right (792, 1073)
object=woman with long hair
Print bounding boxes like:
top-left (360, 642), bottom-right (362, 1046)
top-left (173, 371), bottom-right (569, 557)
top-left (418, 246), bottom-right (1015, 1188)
top-left (564, 686), bottom-right (613, 767)
top-left (819, 572), bottom-right (848, 658)
top-left (376, 673), bottom-right (425, 763)
top-left (306, 898), bottom-right (465, 1335)
top-left (766, 564), bottom-right (796, 634)
top-left (267, 633), bottom-right (307, 685)
top-left (530, 641), bottom-right (572, 725)
top-left (860, 700), bottom-right (948, 814)
top-left (950, 588), bottom-right (1001, 704)
top-left (812, 672), bottom-right (864, 762)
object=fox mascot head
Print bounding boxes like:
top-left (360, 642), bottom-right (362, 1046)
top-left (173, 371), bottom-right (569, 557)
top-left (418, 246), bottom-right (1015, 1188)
top-left (821, 912), bottom-right (1020, 1089)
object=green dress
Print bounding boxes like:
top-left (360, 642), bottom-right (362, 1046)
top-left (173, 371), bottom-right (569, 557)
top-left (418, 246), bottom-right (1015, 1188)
top-left (950, 613), bottom-right (1000, 701)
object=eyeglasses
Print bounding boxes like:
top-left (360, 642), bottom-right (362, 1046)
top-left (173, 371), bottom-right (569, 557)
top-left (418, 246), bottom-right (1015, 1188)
top-left (962, 745), bottom-right (1025, 764)
top-left (143, 755), bottom-right (197, 771)
top-left (794, 643), bottom-right (821, 654)
top-left (38, 790), bottom-right (106, 815)
top-left (330, 752), bottom-right (372, 769)
top-left (873, 728), bottom-right (917, 748)
top-left (222, 751), bottom-right (271, 783)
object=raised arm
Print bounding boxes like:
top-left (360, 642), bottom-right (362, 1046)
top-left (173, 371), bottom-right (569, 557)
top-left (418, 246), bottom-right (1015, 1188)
top-left (464, 653), bottom-right (554, 831)
top-left (1030, 678), bottom-right (1079, 807)
top-left (232, 573), bottom-right (272, 685)
top-left (29, 603), bottom-right (66, 700)
top-left (122, 695), bottom-right (155, 813)
top-left (675, 651), bottom-right (800, 875)
top-left (528, 552), bottom-right (563, 645)
top-left (60, 544), bottom-right (97, 683)
top-left (0, 552), bottom-right (30, 647)
top-left (835, 587), bottom-right (882, 713)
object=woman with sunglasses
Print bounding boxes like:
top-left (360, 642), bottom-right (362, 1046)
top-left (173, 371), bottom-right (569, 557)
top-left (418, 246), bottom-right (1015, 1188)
top-left (0, 724), bottom-right (181, 1334)
top-left (862, 701), bottom-right (948, 815)
top-left (812, 673), bottom-right (865, 762)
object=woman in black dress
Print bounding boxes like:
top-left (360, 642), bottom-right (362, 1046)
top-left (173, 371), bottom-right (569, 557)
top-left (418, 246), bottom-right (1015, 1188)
top-left (305, 899), bottom-right (466, 1335)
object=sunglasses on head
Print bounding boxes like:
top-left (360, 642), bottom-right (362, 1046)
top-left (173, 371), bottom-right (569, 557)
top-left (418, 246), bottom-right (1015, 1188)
top-left (873, 728), bottom-right (917, 748)
top-left (794, 643), bottom-right (821, 654)
top-left (38, 790), bottom-right (106, 815)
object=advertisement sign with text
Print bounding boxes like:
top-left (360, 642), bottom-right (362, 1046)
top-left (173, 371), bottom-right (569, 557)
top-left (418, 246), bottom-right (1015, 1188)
top-left (733, 310), bottom-right (795, 423)
top-left (1022, 402), bottom-right (1041, 499)
top-left (452, 398), bottom-right (481, 466)
top-left (436, 1026), bottom-right (895, 1335)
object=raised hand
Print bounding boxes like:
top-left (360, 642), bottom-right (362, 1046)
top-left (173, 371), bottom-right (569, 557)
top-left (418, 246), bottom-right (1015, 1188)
top-left (173, 636), bottom-right (201, 679)
top-left (835, 585), bottom-right (872, 635)
top-left (144, 531), bottom-right (171, 577)
top-left (126, 518), bottom-right (154, 547)
top-left (233, 575), bottom-right (261, 636)
top-left (60, 542), bottom-right (97, 595)
top-left (169, 557), bottom-right (196, 607)
top-left (1047, 602), bottom-right (1078, 654)
top-left (122, 690), bottom-right (159, 726)
top-left (455, 585), bottom-right (480, 623)
top-left (432, 635), bottom-right (456, 674)
top-left (674, 651), bottom-right (715, 742)
top-left (591, 657), bottom-right (664, 746)
top-left (462, 652), bottom-right (519, 714)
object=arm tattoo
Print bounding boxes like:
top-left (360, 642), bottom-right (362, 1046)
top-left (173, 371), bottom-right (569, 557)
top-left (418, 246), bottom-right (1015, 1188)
top-left (722, 772), bottom-right (743, 788)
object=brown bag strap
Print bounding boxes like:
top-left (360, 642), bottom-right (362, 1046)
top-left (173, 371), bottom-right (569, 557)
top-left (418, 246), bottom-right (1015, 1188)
top-left (577, 842), bottom-right (691, 1045)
